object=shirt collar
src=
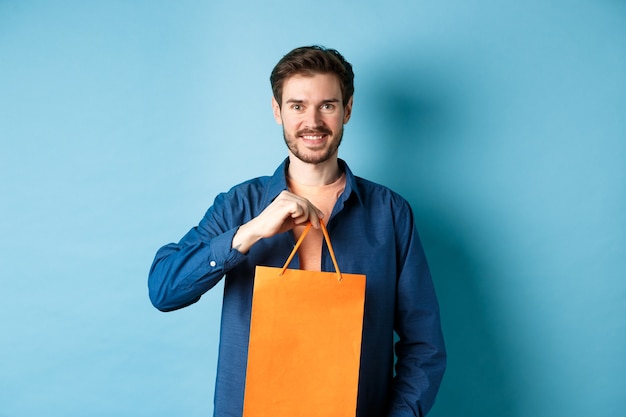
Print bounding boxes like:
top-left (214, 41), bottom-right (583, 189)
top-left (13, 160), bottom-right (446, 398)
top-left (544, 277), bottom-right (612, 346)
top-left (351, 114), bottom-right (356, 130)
top-left (261, 158), bottom-right (364, 208)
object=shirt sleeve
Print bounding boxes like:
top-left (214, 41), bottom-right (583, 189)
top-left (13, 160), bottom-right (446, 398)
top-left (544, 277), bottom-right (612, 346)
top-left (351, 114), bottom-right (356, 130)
top-left (387, 204), bottom-right (447, 417)
top-left (147, 192), bottom-right (248, 312)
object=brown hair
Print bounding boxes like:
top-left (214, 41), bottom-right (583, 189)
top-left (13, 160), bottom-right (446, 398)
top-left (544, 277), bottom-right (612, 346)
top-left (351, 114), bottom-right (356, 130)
top-left (270, 45), bottom-right (354, 107)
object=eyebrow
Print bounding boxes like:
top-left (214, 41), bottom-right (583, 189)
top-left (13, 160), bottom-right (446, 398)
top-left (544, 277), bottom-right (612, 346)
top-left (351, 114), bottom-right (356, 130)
top-left (285, 98), bottom-right (341, 104)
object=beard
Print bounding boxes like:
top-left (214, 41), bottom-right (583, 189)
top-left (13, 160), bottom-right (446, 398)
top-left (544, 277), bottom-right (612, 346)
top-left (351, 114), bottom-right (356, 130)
top-left (282, 126), bottom-right (344, 164)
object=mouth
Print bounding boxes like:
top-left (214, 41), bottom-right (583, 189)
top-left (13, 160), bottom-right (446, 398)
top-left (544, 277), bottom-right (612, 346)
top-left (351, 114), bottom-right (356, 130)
top-left (298, 129), bottom-right (331, 145)
top-left (301, 134), bottom-right (326, 140)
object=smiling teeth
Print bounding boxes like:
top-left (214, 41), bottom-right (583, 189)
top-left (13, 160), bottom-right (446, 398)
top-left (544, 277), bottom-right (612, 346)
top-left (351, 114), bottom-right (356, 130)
top-left (303, 135), bottom-right (323, 139)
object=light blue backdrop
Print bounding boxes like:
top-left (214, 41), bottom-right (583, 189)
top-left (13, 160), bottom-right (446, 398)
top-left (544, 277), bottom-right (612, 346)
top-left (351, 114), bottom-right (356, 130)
top-left (1, 1), bottom-right (624, 416)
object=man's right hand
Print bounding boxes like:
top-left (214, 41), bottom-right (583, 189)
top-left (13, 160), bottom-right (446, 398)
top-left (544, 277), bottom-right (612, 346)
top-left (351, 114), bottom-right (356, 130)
top-left (231, 190), bottom-right (323, 254)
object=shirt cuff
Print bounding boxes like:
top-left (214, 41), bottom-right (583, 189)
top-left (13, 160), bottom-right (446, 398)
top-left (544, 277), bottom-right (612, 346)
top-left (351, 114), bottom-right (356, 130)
top-left (205, 227), bottom-right (247, 271)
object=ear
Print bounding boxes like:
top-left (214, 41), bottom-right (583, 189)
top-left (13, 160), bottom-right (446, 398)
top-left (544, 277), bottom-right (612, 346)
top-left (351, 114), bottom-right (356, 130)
top-left (272, 97), bottom-right (283, 125)
top-left (343, 96), bottom-right (354, 124)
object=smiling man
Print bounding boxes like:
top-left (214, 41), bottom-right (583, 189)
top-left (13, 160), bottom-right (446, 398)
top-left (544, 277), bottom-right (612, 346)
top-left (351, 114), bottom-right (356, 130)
top-left (276, 72), bottom-right (351, 165)
top-left (148, 45), bottom-right (446, 417)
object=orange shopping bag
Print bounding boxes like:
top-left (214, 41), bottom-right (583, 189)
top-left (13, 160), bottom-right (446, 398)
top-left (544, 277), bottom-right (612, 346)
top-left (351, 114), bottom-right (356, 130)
top-left (243, 221), bottom-right (366, 417)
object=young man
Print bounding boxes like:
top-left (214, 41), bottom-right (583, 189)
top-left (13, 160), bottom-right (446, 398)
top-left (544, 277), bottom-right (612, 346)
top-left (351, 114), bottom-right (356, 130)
top-left (149, 45), bottom-right (446, 417)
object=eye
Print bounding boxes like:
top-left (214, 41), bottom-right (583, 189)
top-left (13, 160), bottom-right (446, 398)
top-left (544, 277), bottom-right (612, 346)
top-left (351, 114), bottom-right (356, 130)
top-left (290, 104), bottom-right (303, 111)
top-left (321, 103), bottom-right (336, 112)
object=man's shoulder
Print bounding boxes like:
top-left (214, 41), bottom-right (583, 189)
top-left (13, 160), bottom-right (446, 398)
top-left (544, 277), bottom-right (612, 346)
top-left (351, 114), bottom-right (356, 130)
top-left (219, 175), bottom-right (273, 200)
top-left (224, 160), bottom-right (286, 195)
top-left (205, 175), bottom-right (275, 224)
top-left (210, 160), bottom-right (287, 213)
top-left (352, 175), bottom-right (411, 207)
top-left (230, 175), bottom-right (272, 190)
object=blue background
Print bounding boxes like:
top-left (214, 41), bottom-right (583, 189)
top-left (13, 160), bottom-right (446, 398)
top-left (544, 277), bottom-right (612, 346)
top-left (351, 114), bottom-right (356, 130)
top-left (1, 1), bottom-right (625, 416)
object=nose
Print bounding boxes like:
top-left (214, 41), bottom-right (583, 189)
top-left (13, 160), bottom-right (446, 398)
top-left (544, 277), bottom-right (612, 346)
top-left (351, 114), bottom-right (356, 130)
top-left (303, 107), bottom-right (323, 129)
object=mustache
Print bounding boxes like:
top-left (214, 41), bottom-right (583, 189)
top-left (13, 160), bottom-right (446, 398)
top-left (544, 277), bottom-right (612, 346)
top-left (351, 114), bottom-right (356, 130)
top-left (296, 127), bottom-right (332, 136)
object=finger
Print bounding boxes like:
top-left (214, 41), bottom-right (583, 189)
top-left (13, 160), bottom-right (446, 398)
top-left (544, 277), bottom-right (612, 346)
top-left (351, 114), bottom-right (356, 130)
top-left (289, 203), bottom-right (304, 219)
top-left (307, 207), bottom-right (323, 229)
top-left (293, 215), bottom-right (310, 226)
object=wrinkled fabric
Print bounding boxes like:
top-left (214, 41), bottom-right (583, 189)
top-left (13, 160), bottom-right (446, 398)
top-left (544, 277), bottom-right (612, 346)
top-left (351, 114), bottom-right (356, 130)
top-left (148, 159), bottom-right (446, 417)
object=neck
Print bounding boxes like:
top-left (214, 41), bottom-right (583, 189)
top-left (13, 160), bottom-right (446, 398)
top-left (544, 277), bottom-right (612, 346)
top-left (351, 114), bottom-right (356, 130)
top-left (287, 154), bottom-right (341, 186)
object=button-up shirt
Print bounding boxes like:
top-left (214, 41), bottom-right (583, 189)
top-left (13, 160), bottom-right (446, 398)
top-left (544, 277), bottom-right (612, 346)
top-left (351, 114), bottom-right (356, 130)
top-left (148, 159), bottom-right (446, 417)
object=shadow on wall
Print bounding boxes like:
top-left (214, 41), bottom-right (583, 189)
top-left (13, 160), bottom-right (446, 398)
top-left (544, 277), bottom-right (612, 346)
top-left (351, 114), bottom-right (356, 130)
top-left (363, 63), bottom-right (521, 417)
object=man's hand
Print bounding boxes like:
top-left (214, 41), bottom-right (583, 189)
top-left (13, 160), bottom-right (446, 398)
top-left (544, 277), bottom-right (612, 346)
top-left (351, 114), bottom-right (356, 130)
top-left (231, 191), bottom-right (323, 254)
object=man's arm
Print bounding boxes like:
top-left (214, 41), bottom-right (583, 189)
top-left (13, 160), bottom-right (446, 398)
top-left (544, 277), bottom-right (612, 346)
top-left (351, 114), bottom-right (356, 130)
top-left (148, 216), bottom-right (244, 312)
top-left (232, 190), bottom-right (324, 253)
top-left (388, 209), bottom-right (447, 417)
top-left (148, 190), bottom-right (324, 311)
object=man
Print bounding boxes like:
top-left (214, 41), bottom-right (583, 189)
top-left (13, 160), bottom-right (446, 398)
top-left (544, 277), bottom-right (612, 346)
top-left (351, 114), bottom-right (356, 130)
top-left (149, 45), bottom-right (446, 417)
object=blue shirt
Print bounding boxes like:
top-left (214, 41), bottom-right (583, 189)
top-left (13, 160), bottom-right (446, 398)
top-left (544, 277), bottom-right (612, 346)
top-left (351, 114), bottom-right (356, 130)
top-left (148, 159), bottom-right (446, 417)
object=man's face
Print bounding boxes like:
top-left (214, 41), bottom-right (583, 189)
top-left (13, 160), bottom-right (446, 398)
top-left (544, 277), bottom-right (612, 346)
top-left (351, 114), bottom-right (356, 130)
top-left (272, 73), bottom-right (353, 165)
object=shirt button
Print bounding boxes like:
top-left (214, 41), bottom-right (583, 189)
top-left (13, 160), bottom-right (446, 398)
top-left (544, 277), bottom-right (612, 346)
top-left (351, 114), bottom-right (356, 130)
top-left (210, 261), bottom-right (217, 267)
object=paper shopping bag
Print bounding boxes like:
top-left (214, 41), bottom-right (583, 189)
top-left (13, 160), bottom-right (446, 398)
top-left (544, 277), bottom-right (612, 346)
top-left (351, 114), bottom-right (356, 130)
top-left (243, 221), bottom-right (366, 417)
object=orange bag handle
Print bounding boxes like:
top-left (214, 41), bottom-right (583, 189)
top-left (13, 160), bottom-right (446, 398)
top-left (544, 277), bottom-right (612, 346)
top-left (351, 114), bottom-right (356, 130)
top-left (280, 220), bottom-right (343, 281)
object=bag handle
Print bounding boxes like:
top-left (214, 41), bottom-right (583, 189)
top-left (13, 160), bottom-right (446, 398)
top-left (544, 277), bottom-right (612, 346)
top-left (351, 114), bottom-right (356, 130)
top-left (280, 220), bottom-right (343, 282)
